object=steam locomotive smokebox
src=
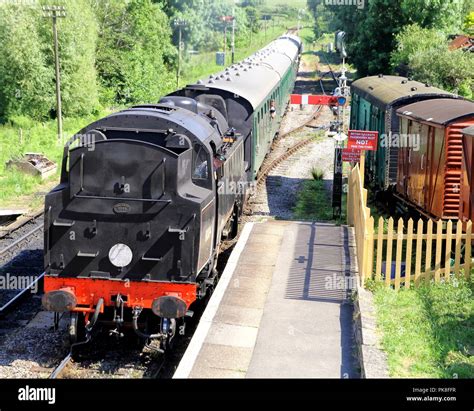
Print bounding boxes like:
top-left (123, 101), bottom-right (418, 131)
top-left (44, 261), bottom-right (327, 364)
top-left (6, 153), bottom-right (57, 180)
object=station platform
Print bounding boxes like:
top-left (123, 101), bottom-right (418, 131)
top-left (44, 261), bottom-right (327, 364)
top-left (174, 220), bottom-right (359, 378)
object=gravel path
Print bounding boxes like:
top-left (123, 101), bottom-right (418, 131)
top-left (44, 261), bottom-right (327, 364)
top-left (246, 51), bottom-right (338, 221)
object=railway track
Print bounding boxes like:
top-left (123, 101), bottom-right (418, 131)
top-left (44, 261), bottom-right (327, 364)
top-left (49, 342), bottom-right (168, 379)
top-left (256, 106), bottom-right (324, 186)
top-left (255, 52), bottom-right (340, 188)
top-left (0, 209), bottom-right (43, 240)
top-left (0, 222), bottom-right (44, 265)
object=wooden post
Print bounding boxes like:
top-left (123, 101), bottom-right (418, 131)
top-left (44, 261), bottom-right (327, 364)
top-left (454, 220), bottom-right (463, 276)
top-left (359, 150), bottom-right (365, 188)
top-left (414, 219), bottom-right (423, 286)
top-left (445, 220), bottom-right (453, 281)
top-left (405, 219), bottom-right (414, 288)
top-left (464, 220), bottom-right (472, 279)
top-left (425, 219), bottom-right (433, 281)
top-left (365, 215), bottom-right (375, 283)
top-left (394, 218), bottom-right (404, 290)
top-left (434, 220), bottom-right (443, 283)
top-left (375, 216), bottom-right (384, 281)
top-left (385, 217), bottom-right (394, 286)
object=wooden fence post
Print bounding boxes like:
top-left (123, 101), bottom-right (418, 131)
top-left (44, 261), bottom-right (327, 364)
top-left (434, 220), bottom-right (443, 283)
top-left (444, 220), bottom-right (453, 281)
top-left (454, 220), bottom-right (463, 276)
top-left (394, 218), bottom-right (404, 290)
top-left (405, 218), bottom-right (414, 289)
top-left (385, 218), bottom-right (394, 287)
top-left (465, 221), bottom-right (472, 280)
top-left (425, 219), bottom-right (433, 282)
top-left (414, 219), bottom-right (423, 286)
top-left (375, 217), bottom-right (383, 282)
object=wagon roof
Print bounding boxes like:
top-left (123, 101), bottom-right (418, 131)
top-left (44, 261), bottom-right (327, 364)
top-left (192, 35), bottom-right (301, 109)
top-left (351, 75), bottom-right (455, 107)
top-left (462, 125), bottom-right (474, 137)
top-left (396, 99), bottom-right (474, 125)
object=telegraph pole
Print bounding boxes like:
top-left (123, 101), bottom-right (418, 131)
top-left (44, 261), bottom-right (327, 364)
top-left (174, 19), bottom-right (186, 89)
top-left (231, 14), bottom-right (236, 64)
top-left (42, 5), bottom-right (66, 142)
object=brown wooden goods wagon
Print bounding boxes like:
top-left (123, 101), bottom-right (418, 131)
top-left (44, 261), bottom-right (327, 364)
top-left (396, 98), bottom-right (474, 221)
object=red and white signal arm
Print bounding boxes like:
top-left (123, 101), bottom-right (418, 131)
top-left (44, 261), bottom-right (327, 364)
top-left (290, 94), bottom-right (346, 106)
top-left (347, 130), bottom-right (378, 151)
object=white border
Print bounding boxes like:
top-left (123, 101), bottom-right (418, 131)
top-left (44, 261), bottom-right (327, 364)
top-left (173, 222), bottom-right (255, 378)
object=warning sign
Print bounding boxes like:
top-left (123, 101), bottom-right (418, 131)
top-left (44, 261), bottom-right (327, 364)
top-left (342, 148), bottom-right (361, 162)
top-left (347, 130), bottom-right (378, 151)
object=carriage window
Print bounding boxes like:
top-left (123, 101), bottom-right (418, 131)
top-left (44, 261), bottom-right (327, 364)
top-left (192, 145), bottom-right (209, 180)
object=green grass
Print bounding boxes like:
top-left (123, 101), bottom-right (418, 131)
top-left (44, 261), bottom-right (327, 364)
top-left (311, 167), bottom-right (324, 180)
top-left (0, 112), bottom-right (108, 209)
top-left (293, 178), bottom-right (347, 223)
top-left (373, 276), bottom-right (474, 378)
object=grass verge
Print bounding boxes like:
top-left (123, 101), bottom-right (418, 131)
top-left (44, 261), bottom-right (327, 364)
top-left (0, 112), bottom-right (109, 210)
top-left (371, 276), bottom-right (474, 378)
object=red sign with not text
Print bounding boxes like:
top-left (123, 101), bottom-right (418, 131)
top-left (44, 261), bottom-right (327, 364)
top-left (347, 130), bottom-right (378, 151)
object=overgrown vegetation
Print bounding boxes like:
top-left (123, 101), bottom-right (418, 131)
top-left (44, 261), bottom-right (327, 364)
top-left (0, 111), bottom-right (109, 208)
top-left (372, 276), bottom-right (474, 378)
top-left (391, 24), bottom-right (474, 98)
top-left (307, 0), bottom-right (474, 97)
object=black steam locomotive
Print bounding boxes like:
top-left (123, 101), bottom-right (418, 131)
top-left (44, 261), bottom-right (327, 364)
top-left (42, 34), bottom-right (301, 348)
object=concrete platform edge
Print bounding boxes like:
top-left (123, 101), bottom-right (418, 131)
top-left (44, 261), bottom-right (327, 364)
top-left (173, 222), bottom-right (255, 378)
top-left (349, 228), bottom-right (390, 379)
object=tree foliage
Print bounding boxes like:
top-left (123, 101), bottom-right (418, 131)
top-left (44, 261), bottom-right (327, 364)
top-left (168, 0), bottom-right (250, 52)
top-left (0, 0), bottom-right (288, 122)
top-left (42, 0), bottom-right (100, 117)
top-left (310, 0), bottom-right (470, 76)
top-left (93, 0), bottom-right (175, 105)
top-left (0, 5), bottom-right (53, 120)
top-left (392, 24), bottom-right (474, 99)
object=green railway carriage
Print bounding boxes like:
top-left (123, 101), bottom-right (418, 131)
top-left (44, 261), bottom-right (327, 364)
top-left (350, 75), bottom-right (457, 191)
top-left (174, 34), bottom-right (301, 181)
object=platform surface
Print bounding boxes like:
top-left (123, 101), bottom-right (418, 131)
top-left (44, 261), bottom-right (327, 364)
top-left (174, 220), bottom-right (359, 378)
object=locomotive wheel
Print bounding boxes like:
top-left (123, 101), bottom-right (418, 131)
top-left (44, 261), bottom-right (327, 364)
top-left (68, 312), bottom-right (85, 344)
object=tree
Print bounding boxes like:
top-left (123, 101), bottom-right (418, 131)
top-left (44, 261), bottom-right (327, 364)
top-left (390, 24), bottom-right (446, 71)
top-left (245, 6), bottom-right (261, 33)
top-left (392, 24), bottom-right (474, 99)
top-left (39, 0), bottom-right (100, 117)
top-left (0, 4), bottom-right (53, 120)
top-left (93, 0), bottom-right (175, 105)
top-left (312, 0), bottom-right (469, 76)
